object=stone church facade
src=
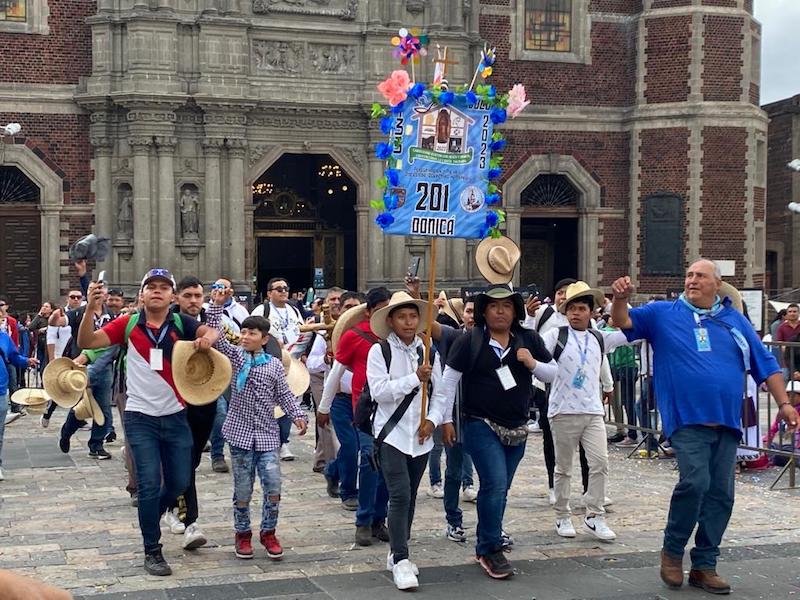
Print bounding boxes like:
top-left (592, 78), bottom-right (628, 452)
top-left (0, 0), bottom-right (766, 311)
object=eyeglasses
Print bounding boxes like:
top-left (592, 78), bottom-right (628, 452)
top-left (68, 295), bottom-right (82, 300)
top-left (270, 286), bottom-right (289, 292)
top-left (0, 303), bottom-right (6, 308)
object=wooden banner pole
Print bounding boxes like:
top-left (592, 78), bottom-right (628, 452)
top-left (421, 236), bottom-right (437, 429)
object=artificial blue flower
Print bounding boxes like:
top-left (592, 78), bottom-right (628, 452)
top-left (466, 90), bottom-right (478, 105)
top-left (490, 108), bottom-right (507, 125)
top-left (375, 142), bottom-right (393, 160)
top-left (380, 116), bottom-right (394, 135)
top-left (488, 168), bottom-right (502, 180)
top-left (376, 212), bottom-right (395, 229)
top-left (489, 139), bottom-right (506, 152)
top-left (385, 193), bottom-right (400, 211)
top-left (408, 83), bottom-right (426, 100)
top-left (391, 100), bottom-right (406, 115)
top-left (487, 85), bottom-right (497, 98)
top-left (485, 193), bottom-right (501, 206)
top-left (440, 91), bottom-right (455, 106)
top-left (385, 169), bottom-right (400, 187)
top-left (485, 211), bottom-right (499, 228)
top-left (479, 223), bottom-right (491, 238)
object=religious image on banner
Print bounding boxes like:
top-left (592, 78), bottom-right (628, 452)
top-left (371, 33), bottom-right (530, 241)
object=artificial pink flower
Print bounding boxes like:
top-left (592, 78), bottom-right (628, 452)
top-left (377, 70), bottom-right (412, 106)
top-left (507, 84), bottom-right (530, 118)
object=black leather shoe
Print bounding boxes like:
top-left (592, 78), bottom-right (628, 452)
top-left (144, 550), bottom-right (172, 576)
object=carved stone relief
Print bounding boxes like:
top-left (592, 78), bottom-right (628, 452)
top-left (253, 40), bottom-right (304, 74)
top-left (253, 0), bottom-right (357, 20)
top-left (253, 40), bottom-right (358, 76)
top-left (308, 43), bottom-right (358, 75)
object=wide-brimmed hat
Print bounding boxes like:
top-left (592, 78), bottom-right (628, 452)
top-left (331, 302), bottom-right (369, 354)
top-left (69, 233), bottom-right (111, 262)
top-left (43, 358), bottom-right (90, 408)
top-left (719, 281), bottom-right (743, 314)
top-left (73, 388), bottom-right (105, 426)
top-left (559, 281), bottom-right (606, 314)
top-left (281, 349), bottom-right (310, 397)
top-left (475, 236), bottom-right (521, 284)
top-left (10, 388), bottom-right (50, 413)
top-left (172, 342), bottom-right (232, 406)
top-left (369, 291), bottom-right (430, 340)
top-left (438, 291), bottom-right (464, 326)
top-left (473, 284), bottom-right (525, 327)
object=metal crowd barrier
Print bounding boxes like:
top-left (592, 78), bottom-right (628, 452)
top-left (602, 340), bottom-right (800, 490)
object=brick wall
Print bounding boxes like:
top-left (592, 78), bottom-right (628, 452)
top-left (701, 0), bottom-right (737, 7)
top-left (644, 16), bottom-right (692, 104)
top-left (599, 217), bottom-right (629, 285)
top-left (702, 15), bottom-right (744, 102)
top-left (481, 16), bottom-right (637, 107)
top-left (651, 0), bottom-right (691, 8)
top-left (0, 0), bottom-right (95, 84)
top-left (699, 126), bottom-right (748, 286)
top-left (589, 0), bottom-right (642, 13)
top-left (637, 127), bottom-right (690, 292)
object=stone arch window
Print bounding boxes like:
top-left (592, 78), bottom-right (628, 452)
top-left (512, 0), bottom-right (589, 65)
top-left (521, 174), bottom-right (579, 208)
top-left (0, 0), bottom-right (49, 34)
top-left (0, 166), bottom-right (40, 203)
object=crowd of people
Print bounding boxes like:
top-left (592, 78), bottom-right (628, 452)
top-left (0, 244), bottom-right (797, 595)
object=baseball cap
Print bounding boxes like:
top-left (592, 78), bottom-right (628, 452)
top-left (140, 268), bottom-right (176, 290)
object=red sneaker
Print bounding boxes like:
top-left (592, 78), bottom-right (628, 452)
top-left (235, 531), bottom-right (253, 559)
top-left (260, 530), bottom-right (284, 560)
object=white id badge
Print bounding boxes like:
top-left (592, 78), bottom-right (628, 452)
top-left (149, 348), bottom-right (164, 371)
top-left (496, 365), bottom-right (517, 391)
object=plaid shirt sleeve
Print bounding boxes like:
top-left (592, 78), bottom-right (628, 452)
top-left (206, 304), bottom-right (244, 372)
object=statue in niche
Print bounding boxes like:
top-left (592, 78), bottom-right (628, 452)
top-left (179, 186), bottom-right (200, 238)
top-left (117, 188), bottom-right (133, 238)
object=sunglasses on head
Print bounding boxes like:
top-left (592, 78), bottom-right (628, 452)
top-left (270, 286), bottom-right (289, 292)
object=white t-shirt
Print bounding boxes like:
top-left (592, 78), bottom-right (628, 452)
top-left (541, 326), bottom-right (628, 417)
top-left (251, 302), bottom-right (303, 346)
top-left (46, 325), bottom-right (72, 359)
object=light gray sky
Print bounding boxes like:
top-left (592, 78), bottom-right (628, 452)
top-left (754, 0), bottom-right (800, 105)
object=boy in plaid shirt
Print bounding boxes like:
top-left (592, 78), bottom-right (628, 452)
top-left (208, 288), bottom-right (308, 560)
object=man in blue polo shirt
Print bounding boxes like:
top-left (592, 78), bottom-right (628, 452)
top-left (611, 259), bottom-right (798, 595)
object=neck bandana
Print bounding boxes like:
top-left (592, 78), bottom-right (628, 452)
top-left (236, 351), bottom-right (271, 392)
top-left (679, 293), bottom-right (722, 317)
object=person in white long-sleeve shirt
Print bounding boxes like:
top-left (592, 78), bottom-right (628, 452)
top-left (365, 292), bottom-right (447, 591)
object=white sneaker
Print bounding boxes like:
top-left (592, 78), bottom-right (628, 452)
top-left (4, 412), bottom-right (21, 425)
top-left (161, 511), bottom-right (185, 534)
top-left (40, 415), bottom-right (50, 428)
top-left (584, 515), bottom-right (616, 542)
top-left (183, 523), bottom-right (207, 550)
top-left (392, 558), bottom-right (419, 590)
top-left (604, 496), bottom-right (613, 507)
top-left (0, 467), bottom-right (4, 481)
top-left (279, 445), bottom-right (295, 461)
top-left (461, 485), bottom-right (478, 502)
top-left (526, 419), bottom-right (541, 434)
top-left (548, 488), bottom-right (556, 505)
top-left (555, 517), bottom-right (576, 538)
top-left (386, 552), bottom-right (419, 575)
top-left (428, 482), bottom-right (444, 498)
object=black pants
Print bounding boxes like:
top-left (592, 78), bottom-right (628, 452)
top-left (379, 443), bottom-right (429, 562)
top-left (169, 401), bottom-right (217, 526)
top-left (535, 388), bottom-right (589, 492)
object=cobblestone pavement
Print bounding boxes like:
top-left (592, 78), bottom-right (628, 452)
top-left (1, 408), bottom-right (798, 599)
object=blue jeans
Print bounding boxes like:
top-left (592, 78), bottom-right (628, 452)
top-left (0, 393), bottom-right (8, 467)
top-left (123, 410), bottom-right (193, 554)
top-left (443, 443), bottom-right (467, 528)
top-left (60, 363), bottom-right (114, 451)
top-left (230, 445), bottom-right (282, 533)
top-left (464, 419), bottom-right (527, 557)
top-left (278, 414), bottom-right (291, 445)
top-left (355, 429), bottom-right (389, 527)
top-left (664, 426), bottom-right (738, 570)
top-left (324, 394), bottom-right (358, 501)
top-left (430, 428), bottom-right (475, 487)
top-left (210, 395), bottom-right (227, 461)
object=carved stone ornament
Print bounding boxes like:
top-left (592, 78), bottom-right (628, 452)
top-left (308, 44), bottom-right (359, 75)
top-left (249, 143), bottom-right (274, 167)
top-left (253, 40), bottom-right (304, 74)
top-left (116, 184), bottom-right (134, 240)
top-left (248, 114), bottom-right (367, 130)
top-left (178, 184), bottom-right (201, 240)
top-left (407, 0), bottom-right (426, 15)
top-left (341, 146), bottom-right (366, 172)
top-left (253, 0), bottom-right (357, 20)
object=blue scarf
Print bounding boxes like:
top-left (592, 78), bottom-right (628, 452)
top-left (678, 293), bottom-right (723, 317)
top-left (236, 351), bottom-right (270, 392)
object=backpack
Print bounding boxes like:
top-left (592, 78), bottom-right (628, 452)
top-left (552, 325), bottom-right (605, 362)
top-left (536, 305), bottom-right (555, 333)
top-left (123, 311), bottom-right (184, 344)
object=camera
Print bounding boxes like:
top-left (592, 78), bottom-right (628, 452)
top-left (520, 284), bottom-right (540, 302)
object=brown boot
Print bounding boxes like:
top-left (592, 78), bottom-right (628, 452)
top-left (660, 550), bottom-right (684, 588)
top-left (688, 569), bottom-right (731, 595)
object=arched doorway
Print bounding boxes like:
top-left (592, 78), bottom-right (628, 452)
top-left (519, 174), bottom-right (579, 295)
top-left (0, 166), bottom-right (42, 313)
top-left (251, 153), bottom-right (357, 297)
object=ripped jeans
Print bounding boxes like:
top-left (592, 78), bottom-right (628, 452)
top-left (230, 445), bottom-right (282, 533)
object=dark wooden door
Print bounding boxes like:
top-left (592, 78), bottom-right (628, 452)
top-left (0, 207), bottom-right (41, 315)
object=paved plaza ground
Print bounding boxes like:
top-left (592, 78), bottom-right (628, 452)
top-left (1, 409), bottom-right (799, 599)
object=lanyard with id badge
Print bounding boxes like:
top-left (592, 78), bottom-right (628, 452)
top-left (693, 313), bottom-right (712, 352)
top-left (493, 343), bottom-right (517, 391)
top-left (571, 329), bottom-right (590, 389)
top-left (146, 323), bottom-right (169, 371)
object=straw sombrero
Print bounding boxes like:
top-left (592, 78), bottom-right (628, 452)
top-left (369, 291), bottom-right (430, 340)
top-left (43, 358), bottom-right (90, 408)
top-left (73, 388), bottom-right (105, 426)
top-left (10, 388), bottom-right (50, 414)
top-left (719, 281), bottom-right (744, 314)
top-left (172, 342), bottom-right (233, 406)
top-left (281, 350), bottom-right (310, 397)
top-left (331, 302), bottom-right (369, 354)
top-left (475, 236), bottom-right (521, 284)
top-left (559, 281), bottom-right (606, 315)
top-left (438, 291), bottom-right (464, 326)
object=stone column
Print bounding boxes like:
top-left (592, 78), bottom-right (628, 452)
top-left (129, 136), bottom-right (153, 276)
top-left (367, 0), bottom-right (383, 26)
top-left (388, 1), bottom-right (404, 27)
top-left (468, 0), bottom-right (481, 37)
top-left (449, 0), bottom-right (464, 31)
top-left (155, 136), bottom-right (177, 270)
top-left (430, 0), bottom-right (445, 31)
top-left (367, 151), bottom-right (387, 285)
top-left (91, 138), bottom-right (114, 279)
top-left (227, 139), bottom-right (247, 283)
top-left (203, 138), bottom-right (224, 279)
top-left (449, 238), bottom-right (468, 282)
top-left (355, 205), bottom-right (370, 291)
top-left (506, 207), bottom-right (523, 286)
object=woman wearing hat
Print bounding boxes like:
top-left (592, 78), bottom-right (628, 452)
top-left (430, 283), bottom-right (557, 580)
top-left (0, 327), bottom-right (38, 481)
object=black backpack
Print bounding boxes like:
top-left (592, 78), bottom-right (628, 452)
top-left (552, 326), bottom-right (605, 362)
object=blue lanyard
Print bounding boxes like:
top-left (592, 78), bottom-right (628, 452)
top-left (569, 328), bottom-right (589, 366)
top-left (145, 323), bottom-right (169, 348)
